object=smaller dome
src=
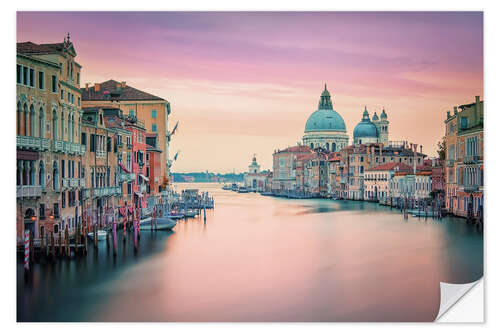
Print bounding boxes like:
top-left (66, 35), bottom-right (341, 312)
top-left (353, 106), bottom-right (378, 138)
top-left (380, 108), bottom-right (387, 119)
top-left (372, 111), bottom-right (379, 121)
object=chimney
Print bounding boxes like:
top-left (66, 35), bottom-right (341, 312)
top-left (475, 95), bottom-right (480, 105)
top-left (453, 106), bottom-right (458, 115)
top-left (85, 83), bottom-right (89, 91)
top-left (95, 83), bottom-right (101, 92)
top-left (121, 81), bottom-right (126, 88)
top-left (420, 145), bottom-right (423, 154)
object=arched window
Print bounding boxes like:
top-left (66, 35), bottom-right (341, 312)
top-left (310, 143), bottom-right (314, 149)
top-left (30, 161), bottom-right (35, 185)
top-left (52, 109), bottom-right (58, 140)
top-left (23, 161), bottom-right (29, 185)
top-left (39, 161), bottom-right (45, 187)
top-left (325, 142), bottom-right (329, 151)
top-left (39, 107), bottom-right (44, 138)
top-left (68, 114), bottom-right (72, 143)
top-left (71, 114), bottom-right (75, 143)
top-left (17, 102), bottom-right (21, 135)
top-left (53, 161), bottom-right (59, 191)
top-left (332, 142), bottom-right (336, 152)
top-left (60, 109), bottom-right (65, 141)
top-left (30, 105), bottom-right (36, 137)
top-left (17, 160), bottom-right (23, 186)
top-left (23, 103), bottom-right (28, 136)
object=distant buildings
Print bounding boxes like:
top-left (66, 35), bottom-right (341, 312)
top-left (444, 96), bottom-right (484, 218)
top-left (243, 155), bottom-right (269, 191)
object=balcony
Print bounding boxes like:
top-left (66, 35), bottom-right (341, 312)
top-left (52, 140), bottom-right (85, 155)
top-left (119, 173), bottom-right (136, 182)
top-left (17, 136), bottom-right (50, 151)
top-left (82, 188), bottom-right (90, 200)
top-left (17, 185), bottom-right (42, 198)
top-left (126, 143), bottom-right (132, 149)
top-left (92, 186), bottom-right (122, 198)
top-left (140, 184), bottom-right (147, 193)
top-left (62, 178), bottom-right (85, 189)
top-left (463, 184), bottom-right (479, 192)
top-left (96, 150), bottom-right (106, 158)
top-left (463, 155), bottom-right (480, 164)
top-left (52, 139), bottom-right (64, 152)
top-left (446, 159), bottom-right (455, 167)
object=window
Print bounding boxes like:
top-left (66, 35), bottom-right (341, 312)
top-left (62, 190), bottom-right (66, 208)
top-left (460, 117), bottom-right (469, 129)
top-left (78, 97), bottom-right (81, 107)
top-left (77, 72), bottom-right (80, 84)
top-left (29, 68), bottom-right (35, 87)
top-left (51, 75), bottom-right (57, 93)
top-left (38, 71), bottom-right (45, 90)
top-left (22, 66), bottom-right (28, 85)
top-left (39, 204), bottom-right (46, 220)
top-left (152, 109), bottom-right (157, 118)
top-left (90, 134), bottom-right (95, 152)
top-left (81, 132), bottom-right (87, 146)
top-left (61, 89), bottom-right (65, 100)
top-left (152, 124), bottom-right (157, 132)
top-left (17, 64), bottom-right (21, 84)
top-left (129, 110), bottom-right (134, 117)
top-left (67, 92), bottom-right (71, 102)
top-left (146, 153), bottom-right (150, 161)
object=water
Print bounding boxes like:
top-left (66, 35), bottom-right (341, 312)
top-left (17, 183), bottom-right (483, 322)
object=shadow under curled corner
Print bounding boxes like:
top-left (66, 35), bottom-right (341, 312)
top-left (435, 278), bottom-right (484, 322)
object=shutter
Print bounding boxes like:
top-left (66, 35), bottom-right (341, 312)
top-left (90, 134), bottom-right (95, 152)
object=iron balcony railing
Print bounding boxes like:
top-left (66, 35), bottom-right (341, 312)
top-left (52, 140), bottom-right (85, 155)
top-left (62, 178), bottom-right (85, 189)
top-left (463, 155), bottom-right (481, 164)
top-left (446, 159), bottom-right (455, 167)
top-left (17, 185), bottom-right (42, 198)
top-left (119, 173), bottom-right (136, 182)
top-left (16, 136), bottom-right (50, 151)
top-left (92, 186), bottom-right (122, 198)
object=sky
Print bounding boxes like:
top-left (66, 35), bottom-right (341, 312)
top-left (17, 11), bottom-right (483, 173)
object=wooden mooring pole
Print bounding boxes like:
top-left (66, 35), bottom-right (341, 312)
top-left (112, 220), bottom-right (117, 257)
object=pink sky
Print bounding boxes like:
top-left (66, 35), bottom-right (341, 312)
top-left (17, 12), bottom-right (483, 173)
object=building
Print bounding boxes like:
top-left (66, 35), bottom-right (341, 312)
top-left (444, 96), bottom-right (484, 218)
top-left (145, 134), bottom-right (163, 196)
top-left (364, 162), bottom-right (412, 202)
top-left (272, 145), bottom-right (313, 192)
top-left (302, 85), bottom-right (349, 152)
top-left (81, 80), bottom-right (171, 186)
top-left (303, 150), bottom-right (329, 196)
top-left (341, 141), bottom-right (426, 200)
top-left (81, 107), bottom-right (123, 226)
top-left (353, 106), bottom-right (389, 145)
top-left (16, 36), bottom-right (85, 243)
top-left (243, 155), bottom-right (269, 192)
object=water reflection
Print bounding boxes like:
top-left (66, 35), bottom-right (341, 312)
top-left (18, 183), bottom-right (483, 322)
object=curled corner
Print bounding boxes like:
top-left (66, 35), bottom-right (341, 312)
top-left (435, 279), bottom-right (482, 321)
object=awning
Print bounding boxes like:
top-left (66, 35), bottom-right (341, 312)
top-left (119, 161), bottom-right (130, 174)
top-left (140, 174), bottom-right (149, 182)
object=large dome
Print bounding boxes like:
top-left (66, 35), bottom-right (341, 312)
top-left (305, 109), bottom-right (346, 132)
top-left (353, 106), bottom-right (378, 138)
top-left (304, 84), bottom-right (347, 133)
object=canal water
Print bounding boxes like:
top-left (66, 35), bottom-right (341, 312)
top-left (17, 183), bottom-right (483, 322)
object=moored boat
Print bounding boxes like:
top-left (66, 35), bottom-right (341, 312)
top-left (87, 230), bottom-right (107, 241)
top-left (140, 217), bottom-right (176, 230)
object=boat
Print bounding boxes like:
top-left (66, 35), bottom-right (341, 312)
top-left (231, 183), bottom-right (238, 191)
top-left (140, 217), bottom-right (176, 230)
top-left (222, 184), bottom-right (232, 190)
top-left (182, 209), bottom-right (198, 218)
top-left (260, 191), bottom-right (274, 196)
top-left (167, 211), bottom-right (185, 219)
top-left (237, 186), bottom-right (250, 193)
top-left (87, 230), bottom-right (107, 241)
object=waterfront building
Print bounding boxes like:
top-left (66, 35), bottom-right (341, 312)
top-left (326, 152), bottom-right (344, 198)
top-left (302, 85), bottom-right (349, 152)
top-left (272, 145), bottom-right (313, 192)
top-left (444, 96), bottom-right (484, 218)
top-left (303, 150), bottom-right (329, 196)
top-left (16, 36), bottom-right (85, 243)
top-left (243, 155), bottom-right (269, 192)
top-left (353, 106), bottom-right (389, 145)
top-left (81, 80), bottom-right (172, 185)
top-left (145, 134), bottom-right (163, 196)
top-left (364, 162), bottom-right (412, 202)
top-left (81, 107), bottom-right (123, 226)
top-left (341, 141), bottom-right (426, 200)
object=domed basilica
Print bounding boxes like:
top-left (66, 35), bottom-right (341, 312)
top-left (302, 85), bottom-right (349, 152)
top-left (302, 85), bottom-right (390, 150)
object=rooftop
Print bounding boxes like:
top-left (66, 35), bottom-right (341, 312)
top-left (82, 80), bottom-right (165, 101)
